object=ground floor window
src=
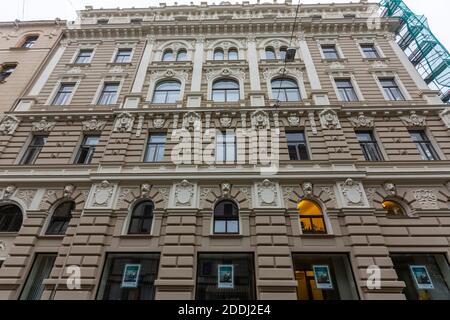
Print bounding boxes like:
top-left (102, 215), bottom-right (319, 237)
top-left (292, 253), bottom-right (359, 300)
top-left (20, 254), bottom-right (56, 300)
top-left (196, 253), bottom-right (255, 300)
top-left (391, 254), bottom-right (450, 300)
top-left (97, 253), bottom-right (160, 300)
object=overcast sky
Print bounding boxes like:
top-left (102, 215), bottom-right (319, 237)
top-left (1, 0), bottom-right (448, 48)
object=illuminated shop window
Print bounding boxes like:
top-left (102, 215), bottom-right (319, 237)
top-left (298, 199), bottom-right (327, 234)
top-left (382, 200), bottom-right (406, 217)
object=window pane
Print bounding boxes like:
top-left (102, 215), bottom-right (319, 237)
top-left (265, 48), bottom-right (276, 59)
top-left (177, 50), bottom-right (187, 61)
top-left (228, 49), bottom-right (238, 60)
top-left (214, 50), bottom-right (224, 60)
top-left (0, 205), bottom-right (23, 232)
top-left (145, 134), bottom-right (166, 162)
top-left (20, 254), bottom-right (56, 300)
top-left (227, 220), bottom-right (239, 233)
top-left (162, 50), bottom-right (173, 61)
top-left (214, 220), bottom-right (226, 233)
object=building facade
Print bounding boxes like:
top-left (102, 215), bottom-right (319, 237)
top-left (0, 1), bottom-right (450, 300)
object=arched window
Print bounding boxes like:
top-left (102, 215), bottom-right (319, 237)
top-left (265, 47), bottom-right (276, 60)
top-left (212, 79), bottom-right (240, 102)
top-left (298, 199), bottom-right (327, 234)
top-left (46, 201), bottom-right (74, 235)
top-left (213, 200), bottom-right (239, 234)
top-left (152, 80), bottom-right (181, 104)
top-left (176, 49), bottom-right (187, 61)
top-left (128, 201), bottom-right (154, 234)
top-left (382, 200), bottom-right (406, 217)
top-left (162, 49), bottom-right (174, 61)
top-left (279, 46), bottom-right (288, 60)
top-left (228, 48), bottom-right (238, 60)
top-left (214, 49), bottom-right (224, 60)
top-left (271, 78), bottom-right (301, 102)
top-left (21, 35), bottom-right (39, 48)
top-left (0, 204), bottom-right (23, 233)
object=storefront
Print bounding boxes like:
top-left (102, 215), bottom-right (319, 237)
top-left (391, 254), bottom-right (450, 300)
top-left (292, 253), bottom-right (359, 300)
top-left (97, 253), bottom-right (160, 300)
top-left (196, 253), bottom-right (255, 300)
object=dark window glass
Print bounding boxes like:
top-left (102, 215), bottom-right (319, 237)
top-left (0, 204), bottom-right (23, 232)
top-left (0, 64), bottom-right (17, 81)
top-left (196, 253), bottom-right (255, 300)
top-left (214, 49), bottom-right (224, 61)
top-left (356, 131), bottom-right (384, 161)
top-left (20, 254), bottom-right (56, 300)
top-left (322, 45), bottom-right (340, 59)
top-left (286, 131), bottom-right (309, 161)
top-left (228, 48), bottom-right (238, 60)
top-left (392, 254), bottom-right (450, 300)
top-left (152, 81), bottom-right (181, 104)
top-left (115, 49), bottom-right (132, 63)
top-left (335, 79), bottom-right (359, 102)
top-left (213, 200), bottom-right (239, 234)
top-left (128, 201), bottom-right (154, 234)
top-left (380, 78), bottom-right (405, 101)
top-left (265, 47), bottom-right (276, 60)
top-left (46, 201), bottom-right (74, 235)
top-left (212, 79), bottom-right (239, 102)
top-left (97, 253), bottom-right (160, 300)
top-left (0, 260), bottom-right (3, 268)
top-left (130, 19), bottom-right (142, 24)
top-left (20, 135), bottom-right (48, 165)
top-left (298, 199), bottom-right (326, 234)
top-left (162, 49), bottom-right (173, 61)
top-left (52, 83), bottom-right (75, 105)
top-left (75, 49), bottom-right (93, 64)
top-left (176, 49), bottom-right (187, 61)
top-left (361, 44), bottom-right (380, 59)
top-left (144, 133), bottom-right (166, 162)
top-left (98, 82), bottom-right (119, 105)
top-left (271, 78), bottom-right (301, 102)
top-left (97, 19), bottom-right (109, 25)
top-left (409, 130), bottom-right (440, 160)
top-left (293, 254), bottom-right (359, 300)
top-left (216, 131), bottom-right (236, 163)
top-left (279, 46), bottom-right (288, 60)
top-left (75, 135), bottom-right (100, 165)
top-left (22, 36), bottom-right (38, 48)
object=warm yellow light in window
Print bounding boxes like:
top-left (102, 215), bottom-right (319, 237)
top-left (382, 200), bottom-right (405, 216)
top-left (298, 199), bottom-right (322, 216)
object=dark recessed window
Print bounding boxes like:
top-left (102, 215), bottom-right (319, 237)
top-left (130, 18), bottom-right (142, 24)
top-left (298, 199), bottom-right (327, 234)
top-left (20, 254), bottom-right (56, 300)
top-left (361, 44), bottom-right (380, 59)
top-left (271, 78), bottom-right (301, 102)
top-left (214, 49), bottom-right (224, 61)
top-left (128, 201), bottom-right (154, 234)
top-left (322, 45), bottom-right (340, 60)
top-left (97, 19), bottom-right (109, 25)
top-left (228, 48), bottom-right (238, 60)
top-left (115, 49), bottom-right (132, 63)
top-left (409, 130), bottom-right (440, 161)
top-left (97, 82), bottom-right (119, 105)
top-left (212, 79), bottom-right (240, 102)
top-left (21, 35), bottom-right (39, 48)
top-left (46, 201), bottom-right (74, 235)
top-left (216, 131), bottom-right (236, 163)
top-left (213, 200), bottom-right (239, 234)
top-left (75, 49), bottom-right (93, 64)
top-left (335, 79), bottom-right (359, 102)
top-left (52, 83), bottom-right (75, 105)
top-left (162, 49), bottom-right (174, 61)
top-left (152, 80), bottom-right (181, 104)
top-left (20, 135), bottom-right (48, 165)
top-left (380, 78), bottom-right (405, 101)
top-left (74, 135), bottom-right (100, 165)
top-left (0, 204), bottom-right (23, 233)
top-left (0, 64), bottom-right (17, 82)
top-left (265, 47), bottom-right (276, 60)
top-left (176, 49), bottom-right (188, 61)
top-left (286, 131), bottom-right (309, 161)
top-left (356, 131), bottom-right (384, 161)
top-left (279, 46), bottom-right (288, 60)
top-left (144, 133), bottom-right (166, 162)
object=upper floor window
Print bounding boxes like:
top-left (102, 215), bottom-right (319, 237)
top-left (380, 78), bottom-right (405, 101)
top-left (46, 201), bottom-right (74, 235)
top-left (298, 199), bottom-right (327, 234)
top-left (228, 48), bottom-right (238, 60)
top-left (214, 49), bottom-right (225, 61)
top-left (128, 201), bottom-right (154, 234)
top-left (75, 49), bottom-right (93, 64)
top-left (144, 133), bottom-right (166, 162)
top-left (279, 46), bottom-right (288, 60)
top-left (20, 135), bottom-right (48, 165)
top-left (152, 80), bottom-right (181, 104)
top-left (52, 83), bottom-right (75, 106)
top-left (0, 204), bottom-right (23, 233)
top-left (21, 35), bottom-right (38, 48)
top-left (271, 78), bottom-right (301, 102)
top-left (176, 49), bottom-right (188, 61)
top-left (216, 130), bottom-right (236, 163)
top-left (361, 44), bottom-right (380, 59)
top-left (0, 64), bottom-right (17, 82)
top-left (75, 135), bottom-right (100, 165)
top-left (115, 48), bottom-right (132, 63)
top-left (409, 130), bottom-right (440, 161)
top-left (321, 44), bottom-right (340, 60)
top-left (97, 19), bottom-right (109, 25)
top-left (286, 131), bottom-right (309, 161)
top-left (335, 79), bottom-right (359, 102)
top-left (356, 131), bottom-right (384, 162)
top-left (98, 82), bottom-right (120, 105)
top-left (162, 49), bottom-right (174, 61)
top-left (382, 200), bottom-right (407, 217)
top-left (265, 47), bottom-right (276, 60)
top-left (213, 200), bottom-right (239, 234)
top-left (212, 79), bottom-right (240, 102)
top-left (130, 18), bottom-right (142, 24)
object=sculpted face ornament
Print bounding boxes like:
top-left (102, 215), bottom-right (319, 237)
top-left (63, 184), bottom-right (75, 198)
top-left (153, 117), bottom-right (165, 129)
top-left (222, 183), bottom-right (232, 198)
top-left (141, 184), bottom-right (151, 198)
top-left (0, 115), bottom-right (19, 135)
top-left (3, 185), bottom-right (16, 199)
top-left (302, 182), bottom-right (313, 197)
top-left (220, 114), bottom-right (232, 128)
top-left (383, 182), bottom-right (397, 196)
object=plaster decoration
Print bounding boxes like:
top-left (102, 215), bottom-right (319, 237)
top-left (400, 111), bottom-right (426, 127)
top-left (141, 184), bottom-right (151, 198)
top-left (63, 184), bottom-right (75, 198)
top-left (240, 112), bottom-right (247, 131)
top-left (446, 181), bottom-right (450, 193)
top-left (153, 116), bottom-right (166, 129)
top-left (238, 187), bottom-right (251, 202)
top-left (219, 113), bottom-right (232, 128)
top-left (321, 186), bottom-right (336, 201)
top-left (439, 108), bottom-right (450, 129)
top-left (319, 109), bottom-right (341, 129)
top-left (222, 183), bottom-right (232, 198)
top-left (174, 180), bottom-right (195, 207)
top-left (157, 187), bottom-right (170, 205)
top-left (32, 118), bottom-right (56, 132)
top-left (91, 181), bottom-right (116, 208)
top-left (150, 68), bottom-right (189, 82)
top-left (136, 115), bottom-right (145, 137)
top-left (40, 189), bottom-right (57, 208)
top-left (114, 112), bottom-right (135, 133)
top-left (15, 189), bottom-right (37, 209)
top-left (329, 62), bottom-right (345, 70)
top-left (308, 112), bottom-right (318, 135)
top-left (0, 240), bottom-right (5, 252)
top-left (0, 115), bottom-right (20, 135)
top-left (338, 178), bottom-right (368, 207)
top-left (205, 67), bottom-right (246, 81)
top-left (349, 114), bottom-right (374, 128)
top-left (383, 182), bottom-right (397, 196)
top-left (256, 180), bottom-right (279, 207)
top-left (2, 185), bottom-right (16, 199)
top-left (160, 41), bottom-right (188, 53)
top-left (117, 188), bottom-right (133, 209)
top-left (200, 187), bottom-right (211, 203)
top-left (182, 112), bottom-right (202, 131)
top-left (365, 187), bottom-right (377, 204)
top-left (251, 110), bottom-right (270, 130)
top-left (287, 115), bottom-right (300, 127)
top-left (302, 182), bottom-right (313, 197)
top-left (413, 189), bottom-right (438, 209)
top-left (371, 60), bottom-right (388, 69)
top-left (82, 118), bottom-right (106, 131)
top-left (282, 186), bottom-right (295, 206)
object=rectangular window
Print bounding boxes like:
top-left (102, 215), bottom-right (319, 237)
top-left (22, 36), bottom-right (38, 48)
top-left (391, 254), bottom-right (450, 300)
top-left (144, 133), bottom-right (166, 162)
top-left (361, 44), bottom-right (380, 59)
top-left (335, 79), bottom-right (359, 102)
top-left (0, 259), bottom-right (4, 268)
top-left (20, 254), bottom-right (56, 300)
top-left (75, 49), bottom-right (93, 64)
top-left (292, 253), bottom-right (359, 300)
top-left (356, 131), bottom-right (384, 161)
top-left (196, 253), bottom-right (256, 300)
top-left (321, 45), bottom-right (340, 60)
top-left (97, 82), bottom-right (119, 105)
top-left (0, 64), bottom-right (17, 82)
top-left (409, 130), bottom-right (440, 160)
top-left (115, 49), bottom-right (133, 63)
top-left (20, 135), bottom-right (48, 165)
top-left (380, 78), bottom-right (405, 101)
top-left (216, 130), bottom-right (236, 163)
top-left (51, 83), bottom-right (75, 105)
top-left (74, 135), bottom-right (100, 165)
top-left (97, 19), bottom-right (109, 25)
top-left (286, 131), bottom-right (309, 161)
top-left (97, 253), bottom-right (160, 300)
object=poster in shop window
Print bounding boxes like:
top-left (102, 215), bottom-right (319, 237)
top-left (313, 265), bottom-right (333, 290)
top-left (121, 264), bottom-right (141, 288)
top-left (218, 265), bottom-right (234, 289)
top-left (410, 265), bottom-right (434, 290)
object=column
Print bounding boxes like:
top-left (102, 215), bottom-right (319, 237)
top-left (186, 37), bottom-right (205, 108)
top-left (247, 36), bottom-right (265, 107)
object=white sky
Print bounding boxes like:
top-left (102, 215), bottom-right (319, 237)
top-left (0, 0), bottom-right (448, 48)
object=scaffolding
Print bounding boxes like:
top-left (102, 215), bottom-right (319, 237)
top-left (380, 0), bottom-right (450, 103)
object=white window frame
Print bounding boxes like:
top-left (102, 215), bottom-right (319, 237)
top-left (210, 199), bottom-right (242, 236)
top-left (109, 42), bottom-right (137, 64)
top-left (356, 40), bottom-right (386, 59)
top-left (207, 76), bottom-right (244, 102)
top-left (297, 198), bottom-right (333, 236)
top-left (268, 74), bottom-right (307, 102)
top-left (374, 72), bottom-right (412, 101)
top-left (355, 129), bottom-right (389, 161)
top-left (317, 39), bottom-right (345, 60)
top-left (92, 77), bottom-right (125, 105)
top-left (285, 129), bottom-right (313, 161)
top-left (70, 46), bottom-right (96, 65)
top-left (45, 78), bottom-right (81, 106)
top-left (146, 76), bottom-right (186, 104)
top-left (121, 199), bottom-right (156, 236)
top-left (330, 74), bottom-right (365, 102)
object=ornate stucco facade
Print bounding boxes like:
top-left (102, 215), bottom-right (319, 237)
top-left (0, 1), bottom-right (450, 300)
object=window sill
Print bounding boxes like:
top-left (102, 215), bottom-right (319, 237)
top-left (66, 63), bottom-right (91, 68)
top-left (107, 62), bottom-right (132, 67)
top-left (299, 234), bottom-right (334, 238)
top-left (209, 234), bottom-right (244, 239)
top-left (118, 234), bottom-right (154, 239)
top-left (0, 232), bottom-right (18, 237)
top-left (363, 57), bottom-right (389, 62)
top-left (322, 58), bottom-right (348, 63)
top-left (37, 235), bottom-right (65, 239)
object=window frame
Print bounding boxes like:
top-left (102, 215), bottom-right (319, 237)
top-left (409, 130), bottom-right (441, 161)
top-left (19, 134), bottom-right (48, 165)
top-left (21, 35), bottom-right (39, 49)
top-left (211, 78), bottom-right (240, 102)
top-left (213, 48), bottom-right (225, 61)
top-left (286, 131), bottom-right (310, 161)
top-left (360, 43), bottom-right (380, 59)
top-left (162, 49), bottom-right (174, 61)
top-left (97, 81), bottom-right (121, 105)
top-left (51, 82), bottom-right (76, 106)
top-left (127, 200), bottom-right (155, 235)
top-left (321, 44), bottom-right (340, 60)
top-left (74, 135), bottom-right (100, 165)
top-left (379, 77), bottom-right (406, 101)
top-left (335, 78), bottom-right (360, 102)
top-left (228, 48), bottom-right (239, 60)
top-left (144, 133), bottom-right (166, 163)
top-left (176, 49), bottom-right (188, 61)
top-left (355, 130), bottom-right (385, 162)
top-left (298, 199), bottom-right (328, 235)
top-left (114, 48), bottom-right (133, 64)
top-left (212, 200), bottom-right (240, 235)
top-left (151, 80), bottom-right (182, 104)
top-left (0, 204), bottom-right (23, 233)
top-left (0, 63), bottom-right (17, 82)
top-left (74, 48), bottom-right (94, 64)
top-left (271, 77), bottom-right (302, 102)
top-left (265, 47), bottom-right (276, 60)
top-left (45, 201), bottom-right (75, 235)
top-left (215, 130), bottom-right (237, 163)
